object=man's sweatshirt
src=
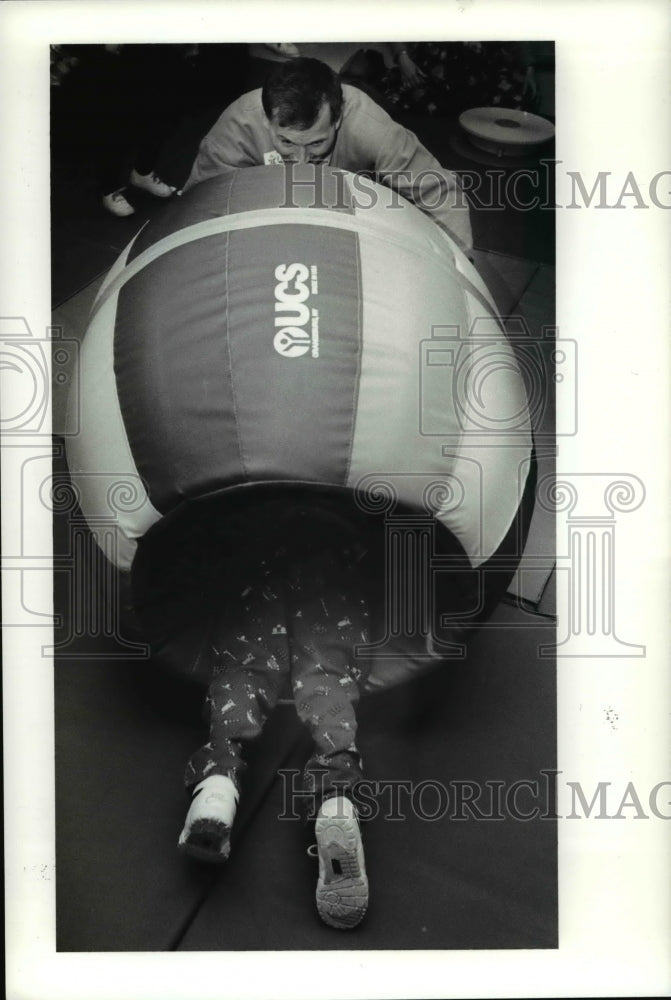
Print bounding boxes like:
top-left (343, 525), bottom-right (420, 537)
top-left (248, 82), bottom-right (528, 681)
top-left (184, 85), bottom-right (473, 250)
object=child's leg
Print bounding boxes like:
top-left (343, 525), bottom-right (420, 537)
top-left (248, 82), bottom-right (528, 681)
top-left (184, 655), bottom-right (288, 788)
top-left (179, 560), bottom-right (291, 861)
top-left (286, 544), bottom-right (371, 813)
top-left (185, 561), bottom-right (291, 791)
top-left (285, 540), bottom-right (372, 929)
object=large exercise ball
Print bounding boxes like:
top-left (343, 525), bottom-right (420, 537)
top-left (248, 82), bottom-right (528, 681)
top-left (66, 165), bottom-right (534, 682)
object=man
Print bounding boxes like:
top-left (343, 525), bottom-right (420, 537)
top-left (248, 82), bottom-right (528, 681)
top-left (183, 56), bottom-right (472, 250)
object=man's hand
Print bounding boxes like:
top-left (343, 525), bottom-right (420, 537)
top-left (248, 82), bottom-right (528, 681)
top-left (523, 65), bottom-right (538, 100)
top-left (397, 50), bottom-right (426, 87)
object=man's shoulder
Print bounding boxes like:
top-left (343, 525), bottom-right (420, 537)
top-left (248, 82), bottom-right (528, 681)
top-left (222, 88), bottom-right (264, 122)
top-left (341, 84), bottom-right (393, 128)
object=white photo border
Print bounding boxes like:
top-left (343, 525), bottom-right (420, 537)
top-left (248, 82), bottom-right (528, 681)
top-left (2, 1), bottom-right (670, 997)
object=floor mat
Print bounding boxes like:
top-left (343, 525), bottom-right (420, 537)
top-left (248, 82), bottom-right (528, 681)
top-left (54, 531), bottom-right (556, 952)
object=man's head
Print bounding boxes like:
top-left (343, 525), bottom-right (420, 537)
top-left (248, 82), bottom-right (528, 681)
top-left (261, 57), bottom-right (344, 164)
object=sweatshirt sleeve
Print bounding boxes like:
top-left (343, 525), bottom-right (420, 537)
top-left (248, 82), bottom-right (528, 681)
top-left (369, 115), bottom-right (473, 252)
top-left (183, 98), bottom-right (264, 191)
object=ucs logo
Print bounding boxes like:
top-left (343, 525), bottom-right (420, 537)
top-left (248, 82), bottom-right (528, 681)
top-left (273, 327), bottom-right (311, 358)
top-left (273, 262), bottom-right (318, 359)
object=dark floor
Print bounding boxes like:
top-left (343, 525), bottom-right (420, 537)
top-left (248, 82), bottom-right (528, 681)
top-left (51, 55), bottom-right (557, 952)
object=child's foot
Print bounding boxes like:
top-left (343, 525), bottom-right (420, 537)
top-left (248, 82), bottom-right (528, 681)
top-left (313, 795), bottom-right (368, 929)
top-left (178, 774), bottom-right (239, 863)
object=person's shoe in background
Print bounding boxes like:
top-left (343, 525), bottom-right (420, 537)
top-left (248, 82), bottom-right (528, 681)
top-left (130, 168), bottom-right (176, 198)
top-left (102, 189), bottom-right (136, 217)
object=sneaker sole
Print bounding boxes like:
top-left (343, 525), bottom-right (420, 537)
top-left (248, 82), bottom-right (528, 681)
top-left (178, 818), bottom-right (231, 864)
top-left (314, 812), bottom-right (368, 929)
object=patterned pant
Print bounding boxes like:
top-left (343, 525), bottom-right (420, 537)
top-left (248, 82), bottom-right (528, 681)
top-left (185, 534), bottom-right (371, 810)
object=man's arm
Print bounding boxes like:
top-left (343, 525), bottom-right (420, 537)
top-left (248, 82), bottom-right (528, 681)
top-left (373, 119), bottom-right (473, 252)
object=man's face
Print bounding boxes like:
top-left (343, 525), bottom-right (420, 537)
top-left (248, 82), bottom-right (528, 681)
top-left (267, 101), bottom-right (341, 164)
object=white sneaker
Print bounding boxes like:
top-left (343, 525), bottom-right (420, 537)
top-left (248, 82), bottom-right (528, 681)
top-left (102, 189), bottom-right (135, 217)
top-left (313, 795), bottom-right (368, 929)
top-left (130, 169), bottom-right (176, 198)
top-left (178, 774), bottom-right (239, 863)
